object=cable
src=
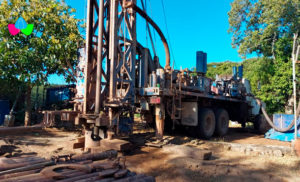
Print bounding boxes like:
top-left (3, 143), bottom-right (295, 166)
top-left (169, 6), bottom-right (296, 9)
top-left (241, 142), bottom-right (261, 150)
top-left (129, 4), bottom-right (170, 67)
top-left (141, 0), bottom-right (156, 56)
top-left (160, 0), bottom-right (176, 68)
top-left (145, 0), bottom-right (148, 48)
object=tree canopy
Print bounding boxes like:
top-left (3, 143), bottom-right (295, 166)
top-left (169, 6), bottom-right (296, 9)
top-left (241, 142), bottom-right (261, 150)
top-left (228, 0), bottom-right (299, 59)
top-left (0, 0), bottom-right (83, 125)
top-left (227, 0), bottom-right (299, 114)
top-left (0, 0), bottom-right (83, 85)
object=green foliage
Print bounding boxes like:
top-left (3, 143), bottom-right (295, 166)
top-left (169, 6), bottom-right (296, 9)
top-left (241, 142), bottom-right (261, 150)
top-left (0, 77), bottom-right (22, 101)
top-left (206, 61), bottom-right (238, 79)
top-left (0, 0), bottom-right (83, 125)
top-left (228, 0), bottom-right (299, 59)
top-left (227, 0), bottom-right (299, 113)
top-left (244, 58), bottom-right (293, 113)
top-left (31, 85), bottom-right (46, 109)
top-left (0, 0), bottom-right (83, 85)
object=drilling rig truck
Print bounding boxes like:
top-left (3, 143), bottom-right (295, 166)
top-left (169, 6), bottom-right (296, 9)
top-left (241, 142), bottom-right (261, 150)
top-left (73, 0), bottom-right (267, 141)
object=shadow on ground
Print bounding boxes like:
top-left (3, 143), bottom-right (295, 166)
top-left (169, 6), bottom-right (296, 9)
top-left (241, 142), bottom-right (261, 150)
top-left (0, 128), bottom-right (81, 158)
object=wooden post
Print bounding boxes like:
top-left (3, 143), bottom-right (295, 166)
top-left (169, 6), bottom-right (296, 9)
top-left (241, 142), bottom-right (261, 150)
top-left (292, 34), bottom-right (299, 140)
top-left (155, 102), bottom-right (165, 140)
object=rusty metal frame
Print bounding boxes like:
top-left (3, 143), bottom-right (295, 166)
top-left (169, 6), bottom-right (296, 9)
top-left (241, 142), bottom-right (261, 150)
top-left (83, 0), bottom-right (138, 129)
top-left (80, 0), bottom-right (172, 140)
top-left (108, 0), bottom-right (137, 105)
top-left (84, 0), bottom-right (110, 115)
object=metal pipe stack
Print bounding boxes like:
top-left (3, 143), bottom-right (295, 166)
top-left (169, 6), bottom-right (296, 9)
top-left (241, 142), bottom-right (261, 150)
top-left (0, 150), bottom-right (155, 182)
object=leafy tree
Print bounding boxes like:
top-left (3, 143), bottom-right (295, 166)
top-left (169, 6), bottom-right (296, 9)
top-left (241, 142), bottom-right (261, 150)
top-left (228, 0), bottom-right (299, 114)
top-left (228, 0), bottom-right (299, 59)
top-left (206, 61), bottom-right (238, 79)
top-left (242, 58), bottom-right (292, 113)
top-left (0, 0), bottom-right (83, 126)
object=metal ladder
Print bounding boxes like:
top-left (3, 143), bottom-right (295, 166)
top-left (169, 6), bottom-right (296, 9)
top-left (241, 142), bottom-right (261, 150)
top-left (172, 73), bottom-right (182, 120)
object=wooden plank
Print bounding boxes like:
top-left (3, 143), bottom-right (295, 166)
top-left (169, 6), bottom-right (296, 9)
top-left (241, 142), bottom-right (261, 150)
top-left (145, 142), bottom-right (163, 148)
top-left (73, 142), bottom-right (85, 149)
top-left (77, 137), bottom-right (85, 143)
top-left (100, 139), bottom-right (132, 152)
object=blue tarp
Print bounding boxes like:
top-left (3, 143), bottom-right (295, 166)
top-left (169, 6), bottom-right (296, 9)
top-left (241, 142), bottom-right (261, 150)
top-left (0, 100), bottom-right (10, 126)
top-left (265, 129), bottom-right (300, 142)
top-left (265, 114), bottom-right (300, 142)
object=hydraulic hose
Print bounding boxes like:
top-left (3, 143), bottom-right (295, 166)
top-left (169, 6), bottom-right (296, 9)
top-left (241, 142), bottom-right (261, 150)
top-left (256, 98), bottom-right (300, 132)
top-left (123, 2), bottom-right (171, 69)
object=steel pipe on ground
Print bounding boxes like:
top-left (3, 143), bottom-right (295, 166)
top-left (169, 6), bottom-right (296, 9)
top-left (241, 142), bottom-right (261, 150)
top-left (71, 150), bottom-right (118, 161)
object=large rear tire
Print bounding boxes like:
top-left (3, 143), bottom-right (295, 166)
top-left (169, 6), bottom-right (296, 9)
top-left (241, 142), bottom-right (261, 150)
top-left (214, 109), bottom-right (229, 136)
top-left (197, 108), bottom-right (216, 139)
top-left (254, 114), bottom-right (270, 133)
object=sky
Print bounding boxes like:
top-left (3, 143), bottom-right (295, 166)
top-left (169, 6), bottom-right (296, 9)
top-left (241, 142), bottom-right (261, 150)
top-left (49, 0), bottom-right (245, 84)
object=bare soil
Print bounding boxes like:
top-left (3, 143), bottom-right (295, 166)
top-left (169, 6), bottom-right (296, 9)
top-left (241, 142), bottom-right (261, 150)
top-left (0, 128), bottom-right (82, 159)
top-left (125, 145), bottom-right (300, 182)
top-left (216, 128), bottom-right (290, 147)
top-left (0, 127), bottom-right (299, 182)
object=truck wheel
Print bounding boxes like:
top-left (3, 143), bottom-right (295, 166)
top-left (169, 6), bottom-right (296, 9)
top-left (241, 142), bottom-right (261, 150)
top-left (214, 109), bottom-right (229, 136)
top-left (197, 108), bottom-right (216, 139)
top-left (254, 114), bottom-right (270, 133)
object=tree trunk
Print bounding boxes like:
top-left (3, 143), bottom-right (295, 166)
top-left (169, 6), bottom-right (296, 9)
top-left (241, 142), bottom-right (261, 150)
top-left (24, 85), bottom-right (32, 126)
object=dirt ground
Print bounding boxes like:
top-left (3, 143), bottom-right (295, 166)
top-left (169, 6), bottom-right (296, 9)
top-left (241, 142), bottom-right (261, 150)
top-left (0, 127), bottom-right (299, 182)
top-left (213, 128), bottom-right (291, 147)
top-left (125, 143), bottom-right (299, 182)
top-left (0, 128), bottom-right (82, 159)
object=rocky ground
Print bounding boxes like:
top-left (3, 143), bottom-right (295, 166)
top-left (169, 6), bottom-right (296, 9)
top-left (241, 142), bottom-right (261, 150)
top-left (125, 139), bottom-right (299, 182)
top-left (0, 127), bottom-right (299, 182)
